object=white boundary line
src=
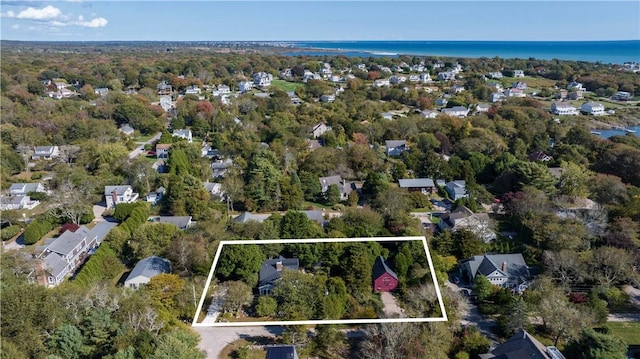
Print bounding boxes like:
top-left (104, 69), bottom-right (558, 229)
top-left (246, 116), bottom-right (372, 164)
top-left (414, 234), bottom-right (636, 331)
top-left (192, 236), bottom-right (448, 327)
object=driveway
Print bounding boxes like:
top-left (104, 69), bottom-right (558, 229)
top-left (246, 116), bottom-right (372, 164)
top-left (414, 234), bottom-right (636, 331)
top-left (92, 204), bottom-right (106, 222)
top-left (445, 280), bottom-right (499, 348)
top-left (128, 132), bottom-right (161, 159)
top-left (193, 325), bottom-right (283, 359)
top-left (380, 292), bottom-right (404, 318)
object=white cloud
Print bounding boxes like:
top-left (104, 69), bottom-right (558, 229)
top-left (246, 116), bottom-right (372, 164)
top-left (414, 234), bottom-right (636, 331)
top-left (78, 15), bottom-right (84, 21)
top-left (11, 24), bottom-right (20, 29)
top-left (11, 5), bottom-right (62, 20)
top-left (75, 17), bottom-right (107, 28)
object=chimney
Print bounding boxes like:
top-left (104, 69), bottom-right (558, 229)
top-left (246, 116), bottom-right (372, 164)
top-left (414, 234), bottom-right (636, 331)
top-left (502, 261), bottom-right (507, 272)
top-left (111, 189), bottom-right (118, 208)
top-left (276, 260), bottom-right (283, 272)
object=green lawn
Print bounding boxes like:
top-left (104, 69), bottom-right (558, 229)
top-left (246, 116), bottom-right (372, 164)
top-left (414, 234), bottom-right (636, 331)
top-left (606, 321), bottom-right (640, 345)
top-left (271, 79), bottom-right (304, 92)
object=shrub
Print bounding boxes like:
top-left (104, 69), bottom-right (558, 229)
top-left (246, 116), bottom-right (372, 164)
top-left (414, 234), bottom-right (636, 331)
top-left (30, 173), bottom-right (42, 180)
top-left (23, 218), bottom-right (55, 245)
top-left (72, 244), bottom-right (124, 288)
top-left (1, 225), bottom-right (21, 241)
top-left (255, 296), bottom-right (277, 317)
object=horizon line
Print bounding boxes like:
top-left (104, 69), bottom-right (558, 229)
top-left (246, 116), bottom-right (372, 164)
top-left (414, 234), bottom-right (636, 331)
top-left (2, 39), bottom-right (639, 43)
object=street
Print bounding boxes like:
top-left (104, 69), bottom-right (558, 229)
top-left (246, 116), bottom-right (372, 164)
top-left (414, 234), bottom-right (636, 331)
top-left (128, 132), bottom-right (161, 159)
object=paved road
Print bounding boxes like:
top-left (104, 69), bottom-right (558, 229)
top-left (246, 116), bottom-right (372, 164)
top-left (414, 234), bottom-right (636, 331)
top-left (128, 132), bottom-right (161, 159)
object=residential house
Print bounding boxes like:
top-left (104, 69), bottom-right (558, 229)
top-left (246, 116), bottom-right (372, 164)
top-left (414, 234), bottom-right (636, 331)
top-left (312, 122), bottom-right (332, 138)
top-left (34, 221), bottom-right (117, 287)
top-left (379, 66), bottom-right (393, 74)
top-left (372, 79), bottom-right (390, 87)
top-left (320, 94), bottom-right (336, 103)
top-left (204, 182), bottom-right (224, 198)
top-left (159, 95), bottom-right (174, 112)
top-left (318, 175), bottom-right (354, 200)
top-left (286, 91), bottom-right (301, 105)
top-left (302, 71), bottom-right (322, 82)
top-left (381, 112), bottom-right (394, 121)
top-left (9, 183), bottom-right (46, 196)
top-left (512, 81), bottom-right (528, 90)
top-left (258, 256), bottom-right (299, 295)
top-left (329, 75), bottom-right (342, 82)
top-left (441, 106), bottom-right (470, 118)
top-left (201, 145), bottom-right (220, 159)
top-left (307, 139), bottom-right (322, 151)
top-left (253, 72), bottom-right (273, 88)
top-left (486, 82), bottom-right (504, 92)
top-left (151, 216), bottom-right (193, 230)
top-left (104, 185), bottom-right (139, 209)
top-left (385, 140), bottom-right (408, 156)
top-left (490, 92), bottom-right (506, 102)
top-left (356, 63), bottom-right (367, 71)
top-left (438, 71), bottom-right (456, 81)
top-left (301, 210), bottom-right (327, 227)
top-left (475, 103), bottom-right (490, 113)
top-left (124, 256), bottom-right (172, 289)
top-left (398, 178), bottom-right (436, 195)
top-left (567, 90), bottom-right (584, 100)
top-left (265, 345), bottom-right (299, 359)
top-left (94, 87), bottom-right (109, 97)
top-left (460, 253), bottom-right (530, 291)
top-left (184, 85), bottom-right (201, 96)
top-left (550, 101), bottom-right (579, 115)
top-left (567, 81), bottom-right (586, 91)
top-left (439, 205), bottom-right (496, 242)
top-left (420, 109), bottom-right (439, 119)
top-left (233, 211), bottom-right (272, 224)
top-left (450, 85), bottom-right (465, 94)
top-left (119, 124), bottom-right (134, 136)
top-left (156, 81), bottom-right (173, 95)
top-left (156, 143), bottom-right (171, 159)
top-left (557, 89), bottom-right (568, 100)
top-left (581, 102), bottom-right (605, 115)
top-left (513, 70), bottom-right (525, 77)
top-left (238, 81), bottom-right (253, 93)
top-left (0, 195), bottom-right (39, 210)
top-left (389, 75), bottom-right (407, 84)
top-left (32, 146), bottom-right (60, 160)
top-left (172, 129), bottom-right (193, 143)
top-left (211, 158), bottom-right (234, 178)
top-left (419, 73), bottom-right (432, 83)
top-left (612, 91), bottom-right (632, 101)
top-left (145, 187), bottom-right (165, 205)
top-left (435, 98), bottom-right (448, 106)
top-left (408, 75), bottom-right (420, 82)
top-left (445, 180), bottom-right (467, 200)
top-left (505, 87), bottom-right (526, 98)
top-left (488, 71), bottom-right (503, 79)
top-left (480, 330), bottom-right (566, 359)
top-left (212, 84), bottom-right (231, 96)
top-left (528, 151), bottom-right (553, 162)
top-left (373, 256), bottom-right (399, 293)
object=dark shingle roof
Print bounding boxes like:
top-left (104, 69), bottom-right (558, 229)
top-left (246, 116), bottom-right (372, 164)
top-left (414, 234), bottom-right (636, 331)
top-left (266, 345), bottom-right (298, 359)
top-left (258, 256), bottom-right (299, 287)
top-left (479, 330), bottom-right (562, 359)
top-left (372, 255), bottom-right (398, 280)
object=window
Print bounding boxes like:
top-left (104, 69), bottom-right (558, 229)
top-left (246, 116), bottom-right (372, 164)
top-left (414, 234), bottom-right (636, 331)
top-left (48, 276), bottom-right (54, 284)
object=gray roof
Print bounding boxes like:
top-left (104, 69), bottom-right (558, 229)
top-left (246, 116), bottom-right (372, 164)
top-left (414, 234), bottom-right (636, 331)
top-left (10, 183), bottom-right (43, 193)
top-left (233, 212), bottom-right (271, 224)
top-left (385, 140), bottom-right (406, 148)
top-left (46, 225), bottom-right (91, 257)
top-left (301, 210), bottom-right (325, 226)
top-left (462, 253), bottom-right (529, 283)
top-left (319, 175), bottom-right (342, 188)
top-left (266, 345), bottom-right (299, 359)
top-left (258, 256), bottom-right (299, 287)
top-left (479, 330), bottom-right (562, 359)
top-left (156, 216), bottom-right (192, 229)
top-left (399, 178), bottom-right (435, 188)
top-left (34, 146), bottom-right (55, 153)
top-left (43, 252), bottom-right (69, 278)
top-left (125, 256), bottom-right (171, 285)
top-left (372, 256), bottom-right (398, 280)
top-left (442, 106), bottom-right (468, 113)
top-left (446, 180), bottom-right (466, 195)
top-left (86, 221), bottom-right (117, 244)
top-left (104, 185), bottom-right (131, 196)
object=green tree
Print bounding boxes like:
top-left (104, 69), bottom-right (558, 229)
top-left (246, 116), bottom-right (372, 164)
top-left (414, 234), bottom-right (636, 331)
top-left (273, 270), bottom-right (327, 320)
top-left (324, 184), bottom-right (342, 206)
top-left (216, 244), bottom-right (265, 286)
top-left (255, 296), bottom-right (277, 317)
top-left (564, 329), bottom-right (628, 359)
top-left (150, 328), bottom-right (205, 359)
top-left (473, 275), bottom-right (493, 301)
top-left (46, 324), bottom-right (89, 359)
top-left (222, 281), bottom-right (253, 317)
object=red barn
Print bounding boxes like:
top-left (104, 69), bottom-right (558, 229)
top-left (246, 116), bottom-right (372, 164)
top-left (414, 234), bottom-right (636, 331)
top-left (373, 256), bottom-right (398, 292)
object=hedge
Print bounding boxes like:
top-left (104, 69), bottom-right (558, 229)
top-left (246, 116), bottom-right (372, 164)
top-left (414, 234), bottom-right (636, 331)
top-left (23, 218), bottom-right (55, 245)
top-left (1, 225), bottom-right (21, 241)
top-left (72, 243), bottom-right (125, 288)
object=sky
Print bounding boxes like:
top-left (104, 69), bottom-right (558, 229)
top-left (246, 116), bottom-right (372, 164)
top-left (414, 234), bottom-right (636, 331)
top-left (1, 1), bottom-right (639, 42)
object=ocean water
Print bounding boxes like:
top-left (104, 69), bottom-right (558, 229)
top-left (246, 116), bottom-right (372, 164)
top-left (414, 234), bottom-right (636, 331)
top-left (287, 40), bottom-right (640, 64)
top-left (595, 124), bottom-right (640, 139)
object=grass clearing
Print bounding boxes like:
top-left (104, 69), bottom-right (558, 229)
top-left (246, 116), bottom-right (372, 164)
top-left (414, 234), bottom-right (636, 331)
top-left (606, 321), bottom-right (640, 345)
top-left (271, 79), bottom-right (304, 92)
top-left (219, 338), bottom-right (267, 359)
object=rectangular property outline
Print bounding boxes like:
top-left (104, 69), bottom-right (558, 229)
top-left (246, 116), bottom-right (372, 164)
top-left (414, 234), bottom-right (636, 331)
top-left (192, 236), bottom-right (448, 327)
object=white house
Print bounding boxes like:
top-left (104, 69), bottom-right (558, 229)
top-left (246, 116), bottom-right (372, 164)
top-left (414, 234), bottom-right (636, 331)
top-left (512, 81), bottom-right (528, 90)
top-left (32, 146), bottom-right (60, 160)
top-left (581, 102), bottom-right (605, 115)
top-left (488, 72), bottom-right (503, 79)
top-left (320, 94), bottom-right (336, 103)
top-left (0, 195), bottom-right (39, 210)
top-left (104, 185), bottom-right (139, 208)
top-left (312, 122), bottom-right (332, 138)
top-left (567, 81), bottom-right (586, 91)
top-left (119, 124), bottom-right (135, 136)
top-left (124, 256), bottom-right (171, 289)
top-left (185, 85), bottom-right (201, 95)
top-left (420, 109), bottom-right (439, 119)
top-left (476, 103), bottom-right (491, 113)
top-left (408, 75), bottom-right (420, 82)
top-left (389, 75), bottom-right (407, 84)
top-left (172, 129), bottom-right (193, 143)
top-left (372, 79), bottom-right (390, 87)
top-left (505, 88), bottom-right (526, 98)
top-left (318, 175), bottom-right (355, 200)
top-left (450, 85), bottom-right (465, 94)
top-left (9, 183), bottom-right (46, 196)
top-left (438, 71), bottom-right (456, 81)
top-left (439, 205), bottom-right (496, 243)
top-left (513, 70), bottom-right (525, 78)
top-left (253, 72), bottom-right (273, 88)
top-left (238, 81), bottom-right (253, 93)
top-left (419, 73), bottom-right (432, 83)
top-left (441, 106), bottom-right (469, 118)
top-left (490, 92), bottom-right (506, 103)
top-left (159, 95), bottom-right (173, 112)
top-left (551, 101), bottom-right (579, 116)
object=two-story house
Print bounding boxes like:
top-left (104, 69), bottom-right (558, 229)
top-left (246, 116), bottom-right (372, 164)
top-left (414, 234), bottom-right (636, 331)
top-left (438, 205), bottom-right (496, 242)
top-left (104, 185), bottom-right (139, 208)
top-left (172, 129), bottom-right (193, 143)
top-left (32, 146), bottom-right (60, 160)
top-left (459, 253), bottom-right (530, 291)
top-left (253, 72), bottom-right (273, 88)
top-left (385, 140), bottom-right (408, 156)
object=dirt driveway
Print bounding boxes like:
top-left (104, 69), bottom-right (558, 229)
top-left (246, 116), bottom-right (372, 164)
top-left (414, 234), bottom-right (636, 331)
top-left (193, 325), bottom-right (283, 359)
top-left (380, 292), bottom-right (404, 318)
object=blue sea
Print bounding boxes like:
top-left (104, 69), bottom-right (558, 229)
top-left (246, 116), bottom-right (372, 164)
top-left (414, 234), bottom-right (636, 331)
top-left (286, 40), bottom-right (640, 64)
